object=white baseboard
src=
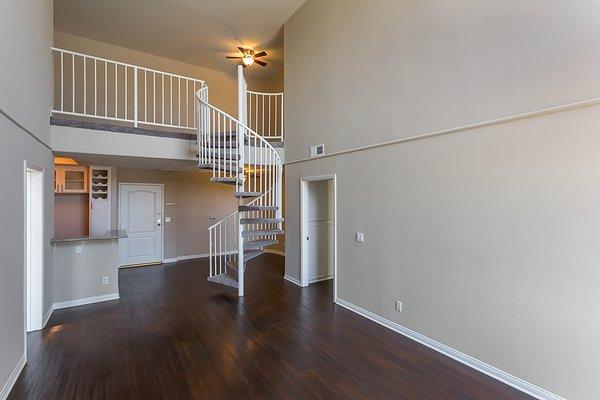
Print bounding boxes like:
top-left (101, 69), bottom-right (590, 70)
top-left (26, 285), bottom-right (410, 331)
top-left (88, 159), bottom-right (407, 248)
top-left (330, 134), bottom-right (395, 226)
top-left (0, 353), bottom-right (25, 400)
top-left (42, 305), bottom-right (54, 328)
top-left (53, 293), bottom-right (120, 310)
top-left (176, 253), bottom-right (209, 261)
top-left (264, 249), bottom-right (285, 256)
top-left (334, 298), bottom-right (565, 400)
top-left (284, 274), bottom-right (302, 286)
top-left (174, 251), bottom-right (235, 262)
top-left (162, 257), bottom-right (178, 263)
top-left (309, 274), bottom-right (333, 284)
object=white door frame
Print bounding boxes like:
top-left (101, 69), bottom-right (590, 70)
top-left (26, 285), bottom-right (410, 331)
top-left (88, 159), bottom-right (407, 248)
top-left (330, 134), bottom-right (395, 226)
top-left (118, 183), bottom-right (165, 266)
top-left (23, 161), bottom-right (44, 340)
top-left (300, 174), bottom-right (338, 301)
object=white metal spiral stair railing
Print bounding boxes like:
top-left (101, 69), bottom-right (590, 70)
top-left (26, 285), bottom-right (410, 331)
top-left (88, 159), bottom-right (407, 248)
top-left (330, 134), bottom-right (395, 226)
top-left (195, 73), bottom-right (283, 296)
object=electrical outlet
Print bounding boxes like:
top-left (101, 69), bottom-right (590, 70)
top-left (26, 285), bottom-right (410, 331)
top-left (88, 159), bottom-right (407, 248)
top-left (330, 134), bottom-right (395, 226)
top-left (102, 276), bottom-right (109, 285)
top-left (75, 245), bottom-right (83, 254)
top-left (395, 300), bottom-right (403, 312)
top-left (355, 232), bottom-right (365, 243)
top-left (165, 216), bottom-right (171, 223)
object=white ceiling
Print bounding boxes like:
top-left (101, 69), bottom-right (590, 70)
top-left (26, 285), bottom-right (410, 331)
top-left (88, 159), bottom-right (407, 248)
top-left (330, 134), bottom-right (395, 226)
top-left (54, 0), bottom-right (306, 78)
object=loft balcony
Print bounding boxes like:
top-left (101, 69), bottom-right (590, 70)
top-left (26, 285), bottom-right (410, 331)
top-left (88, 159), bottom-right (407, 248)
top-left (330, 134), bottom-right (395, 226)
top-left (50, 47), bottom-right (284, 165)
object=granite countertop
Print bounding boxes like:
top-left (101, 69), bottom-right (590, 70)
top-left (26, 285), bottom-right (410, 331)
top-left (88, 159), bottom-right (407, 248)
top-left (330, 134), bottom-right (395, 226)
top-left (51, 230), bottom-right (128, 244)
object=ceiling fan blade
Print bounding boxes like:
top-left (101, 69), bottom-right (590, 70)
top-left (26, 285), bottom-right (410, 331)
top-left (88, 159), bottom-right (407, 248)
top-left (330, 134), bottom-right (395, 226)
top-left (253, 51), bottom-right (267, 58)
top-left (226, 56), bottom-right (243, 59)
top-left (237, 47), bottom-right (246, 54)
top-left (254, 59), bottom-right (267, 67)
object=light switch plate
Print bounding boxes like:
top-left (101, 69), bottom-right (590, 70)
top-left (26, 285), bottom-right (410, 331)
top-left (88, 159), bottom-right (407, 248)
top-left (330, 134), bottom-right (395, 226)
top-left (209, 214), bottom-right (216, 220)
top-left (395, 300), bottom-right (403, 312)
top-left (75, 245), bottom-right (83, 253)
top-left (355, 232), bottom-right (365, 243)
top-left (165, 216), bottom-right (171, 223)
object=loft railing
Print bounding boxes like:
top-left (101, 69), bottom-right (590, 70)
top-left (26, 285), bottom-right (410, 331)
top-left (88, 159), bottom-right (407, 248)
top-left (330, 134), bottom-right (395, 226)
top-left (51, 47), bottom-right (205, 131)
top-left (247, 91), bottom-right (284, 140)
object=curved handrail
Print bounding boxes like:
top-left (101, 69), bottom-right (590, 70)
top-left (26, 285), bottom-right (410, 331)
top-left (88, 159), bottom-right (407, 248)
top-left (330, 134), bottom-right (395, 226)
top-left (247, 90), bottom-right (285, 96)
top-left (195, 89), bottom-right (282, 164)
top-left (197, 86), bottom-right (283, 287)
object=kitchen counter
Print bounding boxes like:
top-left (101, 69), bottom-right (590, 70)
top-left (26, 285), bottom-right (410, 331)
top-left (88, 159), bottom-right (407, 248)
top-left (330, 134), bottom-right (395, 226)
top-left (51, 230), bottom-right (126, 308)
top-left (51, 229), bottom-right (127, 244)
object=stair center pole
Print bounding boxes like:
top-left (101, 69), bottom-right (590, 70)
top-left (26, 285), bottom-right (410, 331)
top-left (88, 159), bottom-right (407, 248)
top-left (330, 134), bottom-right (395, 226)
top-left (236, 64), bottom-right (247, 298)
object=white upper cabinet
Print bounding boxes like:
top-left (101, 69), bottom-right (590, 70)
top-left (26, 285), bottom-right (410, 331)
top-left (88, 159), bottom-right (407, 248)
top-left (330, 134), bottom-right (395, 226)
top-left (55, 166), bottom-right (89, 193)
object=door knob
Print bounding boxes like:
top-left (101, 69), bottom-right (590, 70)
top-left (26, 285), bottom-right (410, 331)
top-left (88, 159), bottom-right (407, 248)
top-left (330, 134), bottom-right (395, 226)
top-left (157, 219), bottom-right (162, 226)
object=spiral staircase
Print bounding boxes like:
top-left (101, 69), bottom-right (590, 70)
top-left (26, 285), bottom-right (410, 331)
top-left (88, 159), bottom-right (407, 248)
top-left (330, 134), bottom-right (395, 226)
top-left (196, 66), bottom-right (284, 296)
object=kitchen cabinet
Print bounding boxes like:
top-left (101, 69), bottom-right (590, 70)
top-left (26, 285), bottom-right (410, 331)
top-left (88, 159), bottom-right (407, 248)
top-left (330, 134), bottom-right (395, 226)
top-left (89, 166), bottom-right (112, 236)
top-left (55, 166), bottom-right (89, 193)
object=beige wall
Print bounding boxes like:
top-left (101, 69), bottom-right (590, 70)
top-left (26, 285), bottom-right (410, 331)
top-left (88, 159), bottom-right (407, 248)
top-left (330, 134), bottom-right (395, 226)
top-left (0, 0), bottom-right (54, 395)
top-left (284, 0), bottom-right (600, 162)
top-left (52, 240), bottom-right (119, 304)
top-left (284, 1), bottom-right (600, 399)
top-left (249, 70), bottom-right (284, 93)
top-left (115, 168), bottom-right (237, 259)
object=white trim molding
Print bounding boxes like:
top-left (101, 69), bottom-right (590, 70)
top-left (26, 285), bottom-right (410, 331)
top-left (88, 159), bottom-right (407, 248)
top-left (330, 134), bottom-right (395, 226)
top-left (0, 354), bottom-right (26, 400)
top-left (42, 305), bottom-right (54, 328)
top-left (165, 251), bottom-right (239, 263)
top-left (284, 274), bottom-right (302, 287)
top-left (334, 298), bottom-right (565, 400)
top-left (286, 95), bottom-right (600, 166)
top-left (309, 275), bottom-right (333, 284)
top-left (264, 249), bottom-right (285, 256)
top-left (53, 293), bottom-right (120, 310)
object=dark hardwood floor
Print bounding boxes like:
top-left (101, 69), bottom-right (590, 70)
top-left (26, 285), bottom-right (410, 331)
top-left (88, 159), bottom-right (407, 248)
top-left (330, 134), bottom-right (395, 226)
top-left (10, 255), bottom-right (533, 400)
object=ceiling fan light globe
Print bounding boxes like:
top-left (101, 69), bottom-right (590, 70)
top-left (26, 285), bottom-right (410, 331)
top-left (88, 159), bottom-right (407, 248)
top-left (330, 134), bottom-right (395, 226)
top-left (242, 55), bottom-right (254, 66)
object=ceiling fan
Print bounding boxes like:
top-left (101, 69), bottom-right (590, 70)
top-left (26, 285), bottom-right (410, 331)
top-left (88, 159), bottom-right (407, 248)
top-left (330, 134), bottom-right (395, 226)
top-left (226, 47), bottom-right (268, 67)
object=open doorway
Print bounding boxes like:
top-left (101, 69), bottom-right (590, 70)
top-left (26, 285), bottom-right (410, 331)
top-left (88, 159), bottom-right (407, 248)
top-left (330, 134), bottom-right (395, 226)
top-left (300, 175), bottom-right (337, 300)
top-left (25, 162), bottom-right (44, 332)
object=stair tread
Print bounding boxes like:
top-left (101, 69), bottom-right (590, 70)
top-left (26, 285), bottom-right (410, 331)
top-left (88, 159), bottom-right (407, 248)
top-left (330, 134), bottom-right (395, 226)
top-left (207, 273), bottom-right (238, 289)
top-left (244, 249), bottom-right (264, 262)
top-left (234, 191), bottom-right (262, 198)
top-left (199, 163), bottom-right (243, 173)
top-left (239, 205), bottom-right (279, 212)
top-left (204, 151), bottom-right (241, 160)
top-left (244, 239), bottom-right (278, 249)
top-left (240, 218), bottom-right (284, 224)
top-left (210, 177), bottom-right (243, 185)
top-left (242, 229), bottom-right (284, 238)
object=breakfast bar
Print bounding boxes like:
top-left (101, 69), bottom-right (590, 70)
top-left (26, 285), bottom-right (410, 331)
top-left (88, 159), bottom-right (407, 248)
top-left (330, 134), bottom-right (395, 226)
top-left (51, 230), bottom-right (127, 309)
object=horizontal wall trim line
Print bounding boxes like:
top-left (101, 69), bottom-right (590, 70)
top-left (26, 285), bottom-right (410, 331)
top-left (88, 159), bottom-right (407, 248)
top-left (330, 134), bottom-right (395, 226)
top-left (0, 106), bottom-right (52, 151)
top-left (334, 298), bottom-right (565, 400)
top-left (0, 353), bottom-right (26, 400)
top-left (53, 293), bottom-right (120, 310)
top-left (285, 95), bottom-right (600, 165)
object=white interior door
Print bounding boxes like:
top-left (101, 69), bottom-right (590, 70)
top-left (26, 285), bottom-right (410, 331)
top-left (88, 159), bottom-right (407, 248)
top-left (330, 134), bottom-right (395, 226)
top-left (306, 180), bottom-right (334, 283)
top-left (119, 184), bottom-right (163, 267)
top-left (26, 166), bottom-right (44, 332)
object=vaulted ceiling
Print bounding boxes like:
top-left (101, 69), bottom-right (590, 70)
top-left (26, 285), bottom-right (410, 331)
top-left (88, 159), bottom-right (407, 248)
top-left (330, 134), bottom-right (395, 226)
top-left (54, 0), bottom-right (306, 78)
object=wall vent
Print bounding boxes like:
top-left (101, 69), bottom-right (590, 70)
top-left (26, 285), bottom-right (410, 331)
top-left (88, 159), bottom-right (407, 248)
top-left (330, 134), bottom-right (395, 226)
top-left (310, 144), bottom-right (325, 158)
